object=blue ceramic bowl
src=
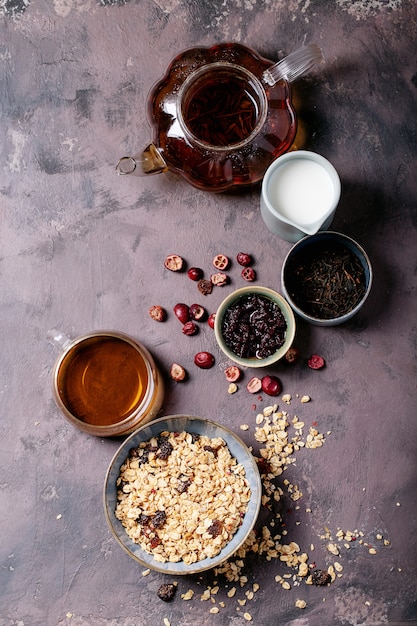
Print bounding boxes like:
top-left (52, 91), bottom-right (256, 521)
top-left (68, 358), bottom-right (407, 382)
top-left (281, 231), bottom-right (372, 326)
top-left (103, 415), bottom-right (262, 574)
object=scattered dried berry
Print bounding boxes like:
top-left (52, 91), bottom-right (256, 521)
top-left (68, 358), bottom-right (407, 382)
top-left (224, 365), bottom-right (242, 382)
top-left (198, 279), bottom-right (213, 295)
top-left (261, 375), bottom-right (281, 396)
top-left (164, 254), bottom-right (184, 272)
top-left (187, 267), bottom-right (203, 281)
top-left (308, 354), bottom-right (326, 370)
top-left (156, 439), bottom-right (173, 461)
top-left (182, 321), bottom-right (198, 336)
top-left (285, 347), bottom-right (300, 364)
top-left (207, 519), bottom-right (224, 537)
top-left (247, 376), bottom-right (262, 393)
top-left (194, 351), bottom-right (215, 369)
top-left (170, 363), bottom-right (187, 382)
top-left (176, 475), bottom-right (192, 493)
top-left (157, 583), bottom-right (177, 602)
top-left (236, 252), bottom-right (253, 267)
top-left (148, 305), bottom-right (167, 322)
top-left (213, 254), bottom-right (230, 270)
top-left (211, 272), bottom-right (228, 286)
top-left (151, 509), bottom-right (168, 527)
top-left (207, 313), bottom-right (216, 328)
top-left (241, 267), bottom-right (256, 282)
top-left (189, 303), bottom-right (207, 321)
top-left (311, 569), bottom-right (331, 586)
top-left (173, 303), bottom-right (190, 324)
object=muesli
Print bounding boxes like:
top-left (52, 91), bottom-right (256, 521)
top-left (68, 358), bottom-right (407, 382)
top-left (115, 431), bottom-right (251, 564)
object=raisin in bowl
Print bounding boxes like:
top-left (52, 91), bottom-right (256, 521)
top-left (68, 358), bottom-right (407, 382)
top-left (214, 286), bottom-right (296, 368)
top-left (103, 415), bottom-right (262, 575)
top-left (281, 231), bottom-right (373, 326)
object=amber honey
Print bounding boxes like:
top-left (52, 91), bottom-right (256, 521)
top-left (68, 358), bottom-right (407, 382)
top-left (57, 335), bottom-right (149, 426)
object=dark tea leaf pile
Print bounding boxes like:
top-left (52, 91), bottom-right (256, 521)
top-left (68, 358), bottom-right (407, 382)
top-left (286, 243), bottom-right (366, 320)
top-left (222, 294), bottom-right (287, 359)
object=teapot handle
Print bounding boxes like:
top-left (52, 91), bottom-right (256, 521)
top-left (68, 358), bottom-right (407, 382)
top-left (115, 143), bottom-right (168, 176)
top-left (263, 44), bottom-right (322, 86)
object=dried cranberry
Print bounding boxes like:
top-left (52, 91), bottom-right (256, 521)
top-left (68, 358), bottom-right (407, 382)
top-left (308, 354), bottom-right (326, 370)
top-left (203, 445), bottom-right (219, 456)
top-left (182, 321), bottom-right (198, 336)
top-left (311, 569), bottom-right (331, 586)
top-left (207, 313), bottom-right (216, 328)
top-left (241, 267), bottom-right (256, 282)
top-left (170, 363), bottom-right (187, 382)
top-left (176, 475), bottom-right (192, 493)
top-left (151, 510), bottom-right (167, 528)
top-left (211, 272), bottom-right (228, 286)
top-left (157, 440), bottom-right (173, 460)
top-left (197, 279), bottom-right (213, 295)
top-left (150, 536), bottom-right (162, 549)
top-left (247, 376), bottom-right (262, 393)
top-left (187, 267), bottom-right (203, 281)
top-left (213, 254), bottom-right (230, 270)
top-left (236, 252), bottom-right (253, 267)
top-left (157, 583), bottom-right (177, 602)
top-left (194, 351), bottom-right (215, 369)
top-left (261, 375), bottom-right (281, 396)
top-left (189, 303), bottom-right (207, 321)
top-left (285, 347), bottom-right (300, 364)
top-left (207, 519), bottom-right (224, 537)
top-left (148, 305), bottom-right (167, 322)
top-left (164, 254), bottom-right (184, 272)
top-left (224, 365), bottom-right (242, 382)
top-left (173, 303), bottom-right (190, 324)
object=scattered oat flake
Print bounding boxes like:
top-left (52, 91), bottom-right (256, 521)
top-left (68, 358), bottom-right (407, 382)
top-left (56, 514), bottom-right (62, 520)
top-left (163, 619), bottom-right (171, 626)
top-left (240, 424), bottom-right (249, 430)
top-left (227, 587), bottom-right (237, 597)
top-left (244, 613), bottom-right (253, 621)
top-left (228, 383), bottom-right (238, 394)
top-left (282, 394), bottom-right (291, 404)
top-left (295, 599), bottom-right (307, 609)
top-left (142, 568), bottom-right (150, 576)
top-left (300, 395), bottom-right (311, 403)
top-left (369, 547), bottom-right (377, 554)
top-left (209, 607), bottom-right (220, 614)
top-left (181, 589), bottom-right (194, 600)
top-left (66, 614), bottom-right (73, 619)
top-left (327, 542), bottom-right (339, 555)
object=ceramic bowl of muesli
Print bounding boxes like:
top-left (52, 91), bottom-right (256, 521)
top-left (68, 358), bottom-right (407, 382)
top-left (214, 286), bottom-right (296, 368)
top-left (103, 414), bottom-right (262, 574)
top-left (281, 231), bottom-right (373, 326)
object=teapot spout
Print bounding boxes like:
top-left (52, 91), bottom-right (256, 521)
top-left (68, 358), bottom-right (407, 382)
top-left (115, 143), bottom-right (168, 176)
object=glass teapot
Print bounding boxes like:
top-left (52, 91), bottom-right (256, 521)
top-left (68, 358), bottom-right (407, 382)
top-left (116, 42), bottom-right (322, 192)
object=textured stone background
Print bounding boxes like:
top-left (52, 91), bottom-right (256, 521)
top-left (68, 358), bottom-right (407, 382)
top-left (1, 1), bottom-right (416, 625)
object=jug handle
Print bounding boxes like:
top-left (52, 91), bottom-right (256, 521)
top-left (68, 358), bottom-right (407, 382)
top-left (115, 143), bottom-right (168, 176)
top-left (263, 43), bottom-right (322, 86)
top-left (47, 328), bottom-right (73, 351)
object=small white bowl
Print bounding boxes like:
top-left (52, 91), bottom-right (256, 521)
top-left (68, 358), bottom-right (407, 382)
top-left (260, 150), bottom-right (341, 242)
top-left (214, 286), bottom-right (296, 368)
top-left (281, 231), bottom-right (373, 326)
